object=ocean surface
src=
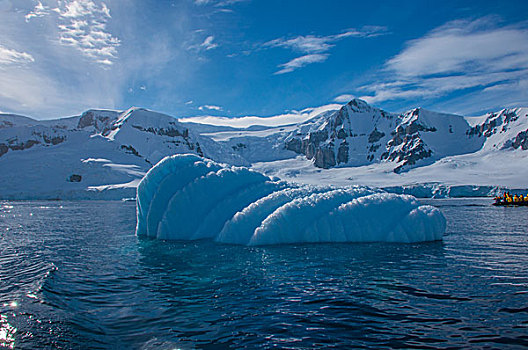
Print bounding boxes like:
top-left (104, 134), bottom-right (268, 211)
top-left (0, 198), bottom-right (527, 349)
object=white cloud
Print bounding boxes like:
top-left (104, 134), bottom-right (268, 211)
top-left (265, 36), bottom-right (334, 54)
top-left (359, 18), bottom-right (528, 110)
top-left (265, 27), bottom-right (387, 54)
top-left (186, 34), bottom-right (219, 53)
top-left (194, 0), bottom-right (248, 6)
top-left (0, 1), bottom-right (126, 118)
top-left (200, 35), bottom-right (218, 50)
top-left (267, 26), bottom-right (387, 74)
top-left (0, 63), bottom-right (118, 118)
top-left (26, 0), bottom-right (120, 66)
top-left (0, 45), bottom-right (34, 65)
top-left (0, 0), bottom-right (207, 119)
top-left (386, 18), bottom-right (528, 77)
top-left (275, 54), bottom-right (329, 75)
top-left (333, 94), bottom-right (356, 103)
top-left (25, 1), bottom-right (51, 21)
top-left (180, 103), bottom-right (341, 128)
top-left (198, 104), bottom-right (223, 111)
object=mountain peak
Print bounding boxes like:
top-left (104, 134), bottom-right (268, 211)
top-left (345, 98), bottom-right (372, 112)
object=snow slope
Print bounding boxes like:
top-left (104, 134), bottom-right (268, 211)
top-left (1, 100), bottom-right (527, 199)
top-left (199, 100), bottom-right (528, 196)
top-left (278, 100), bottom-right (485, 171)
top-left (0, 108), bottom-right (245, 199)
top-left (136, 154), bottom-right (446, 245)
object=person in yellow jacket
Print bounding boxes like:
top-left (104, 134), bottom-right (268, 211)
top-left (524, 195), bottom-right (528, 202)
top-left (506, 195), bottom-right (513, 203)
top-left (514, 194), bottom-right (520, 203)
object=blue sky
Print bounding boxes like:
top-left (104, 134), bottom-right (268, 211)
top-left (1, 0), bottom-right (528, 120)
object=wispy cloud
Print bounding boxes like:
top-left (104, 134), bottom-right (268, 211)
top-left (200, 35), bottom-right (218, 50)
top-left (359, 17), bottom-right (528, 112)
top-left (0, 0), bottom-right (126, 118)
top-left (187, 33), bottom-right (220, 53)
top-left (333, 94), bottom-right (356, 103)
top-left (0, 46), bottom-right (35, 65)
top-left (275, 54), bottom-right (329, 75)
top-left (267, 26), bottom-right (387, 74)
top-left (26, 0), bottom-right (120, 66)
top-left (25, 1), bottom-right (51, 21)
top-left (199, 104), bottom-right (223, 111)
top-left (194, 0), bottom-right (249, 6)
top-left (266, 26), bottom-right (386, 54)
top-left (180, 103), bottom-right (341, 128)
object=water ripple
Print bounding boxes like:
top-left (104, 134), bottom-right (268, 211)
top-left (0, 199), bottom-right (527, 348)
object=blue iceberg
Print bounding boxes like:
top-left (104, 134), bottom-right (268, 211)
top-left (136, 154), bottom-right (446, 245)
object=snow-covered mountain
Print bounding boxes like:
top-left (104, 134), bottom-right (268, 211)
top-left (0, 107), bottom-right (244, 199)
top-left (467, 108), bottom-right (528, 151)
top-left (284, 99), bottom-right (398, 168)
top-left (198, 99), bottom-right (528, 196)
top-left (280, 99), bottom-right (484, 172)
top-left (1, 99), bottom-right (527, 199)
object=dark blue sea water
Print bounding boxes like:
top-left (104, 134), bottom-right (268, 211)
top-left (0, 198), bottom-right (527, 349)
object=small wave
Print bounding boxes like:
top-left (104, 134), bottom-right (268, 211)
top-left (0, 252), bottom-right (57, 303)
top-left (499, 306), bottom-right (528, 314)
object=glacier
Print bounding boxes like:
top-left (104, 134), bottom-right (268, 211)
top-left (136, 154), bottom-right (446, 245)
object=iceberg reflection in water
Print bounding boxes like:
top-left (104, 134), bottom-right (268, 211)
top-left (136, 154), bottom-right (446, 245)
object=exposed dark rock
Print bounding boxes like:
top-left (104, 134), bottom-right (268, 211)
top-left (9, 139), bottom-right (40, 150)
top-left (196, 143), bottom-right (204, 157)
top-left (337, 141), bottom-right (349, 164)
top-left (337, 128), bottom-right (347, 139)
top-left (333, 109), bottom-right (346, 128)
top-left (368, 128), bottom-right (385, 143)
top-left (384, 135), bottom-right (433, 173)
top-left (308, 130), bottom-right (328, 144)
top-left (77, 111), bottom-right (112, 134)
top-left (131, 124), bottom-right (196, 151)
top-left (121, 144), bottom-right (141, 157)
top-left (132, 125), bottom-right (188, 138)
top-left (68, 174), bottom-right (82, 182)
top-left (504, 111), bottom-right (518, 123)
top-left (468, 114), bottom-right (499, 137)
top-left (314, 146), bottom-right (336, 168)
top-left (368, 143), bottom-right (380, 153)
top-left (232, 143), bottom-right (247, 151)
top-left (512, 130), bottom-right (528, 150)
top-left (283, 100), bottom-right (394, 169)
top-left (77, 111), bottom-right (95, 129)
top-left (43, 135), bottom-right (66, 145)
top-left (285, 138), bottom-right (302, 154)
top-left (285, 129), bottom-right (331, 166)
top-left (0, 144), bottom-right (8, 157)
top-left (0, 121), bottom-right (13, 129)
top-left (387, 133), bottom-right (403, 147)
top-left (405, 121), bottom-right (436, 134)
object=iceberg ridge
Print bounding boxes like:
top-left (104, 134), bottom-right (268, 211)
top-left (136, 154), bottom-right (446, 245)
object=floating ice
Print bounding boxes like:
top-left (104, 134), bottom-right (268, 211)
top-left (136, 154), bottom-right (446, 245)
